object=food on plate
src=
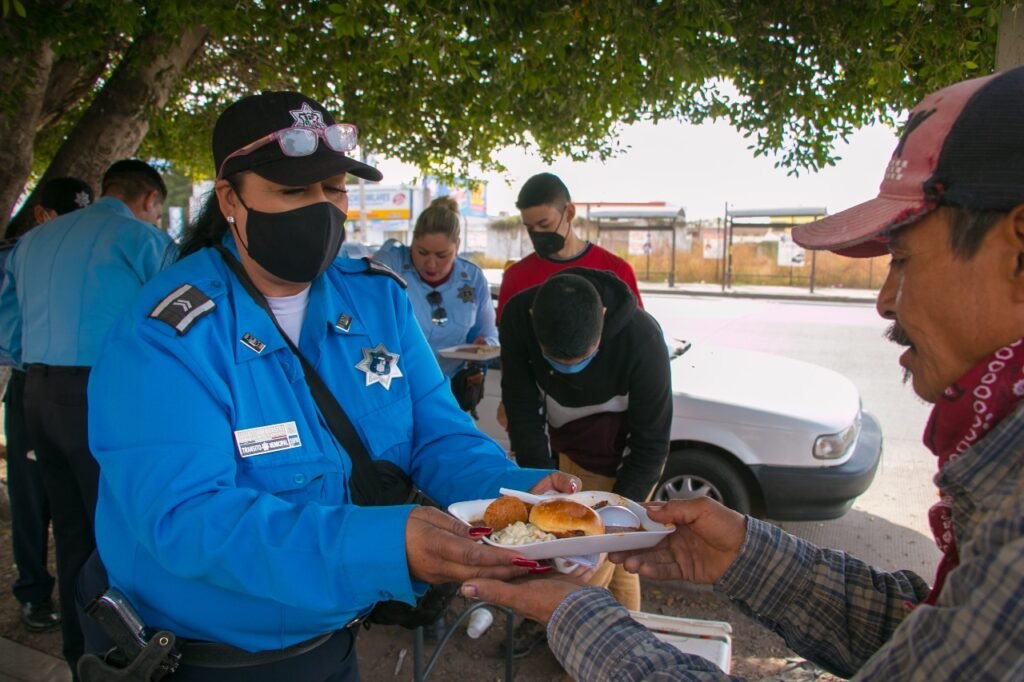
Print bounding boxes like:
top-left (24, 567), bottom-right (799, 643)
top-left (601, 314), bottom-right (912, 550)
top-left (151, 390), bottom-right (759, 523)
top-left (484, 498), bottom-right (603, 545)
top-left (529, 498), bottom-right (605, 538)
top-left (483, 496), bottom-right (530, 531)
top-left (457, 344), bottom-right (498, 354)
top-left (490, 521), bottom-right (556, 545)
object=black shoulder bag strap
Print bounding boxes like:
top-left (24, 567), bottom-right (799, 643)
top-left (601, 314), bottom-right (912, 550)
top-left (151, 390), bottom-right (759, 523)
top-left (215, 246), bottom-right (384, 506)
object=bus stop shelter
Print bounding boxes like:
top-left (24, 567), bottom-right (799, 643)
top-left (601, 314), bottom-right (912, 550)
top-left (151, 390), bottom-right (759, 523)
top-left (722, 207), bottom-right (827, 292)
top-left (589, 207), bottom-right (687, 286)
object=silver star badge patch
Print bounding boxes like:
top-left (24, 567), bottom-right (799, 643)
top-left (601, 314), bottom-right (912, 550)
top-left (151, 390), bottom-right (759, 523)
top-left (290, 102), bottom-right (326, 129)
top-left (355, 343), bottom-right (403, 390)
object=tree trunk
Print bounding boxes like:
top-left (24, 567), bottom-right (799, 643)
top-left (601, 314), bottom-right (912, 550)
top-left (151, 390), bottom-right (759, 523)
top-left (37, 47), bottom-right (118, 133)
top-left (0, 40), bottom-right (53, 235)
top-left (6, 25), bottom-right (210, 238)
top-left (997, 3), bottom-right (1024, 71)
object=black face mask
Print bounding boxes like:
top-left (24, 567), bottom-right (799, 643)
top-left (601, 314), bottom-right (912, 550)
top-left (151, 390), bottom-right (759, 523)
top-left (235, 197), bottom-right (346, 283)
top-left (527, 211), bottom-right (567, 258)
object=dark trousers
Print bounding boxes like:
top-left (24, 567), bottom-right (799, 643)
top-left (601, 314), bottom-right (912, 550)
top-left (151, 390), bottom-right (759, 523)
top-left (4, 368), bottom-right (56, 605)
top-left (24, 365), bottom-right (98, 676)
top-left (77, 553), bottom-right (360, 682)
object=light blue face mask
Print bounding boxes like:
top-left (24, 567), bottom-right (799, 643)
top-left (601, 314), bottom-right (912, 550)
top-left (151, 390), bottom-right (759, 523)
top-left (543, 348), bottom-right (598, 374)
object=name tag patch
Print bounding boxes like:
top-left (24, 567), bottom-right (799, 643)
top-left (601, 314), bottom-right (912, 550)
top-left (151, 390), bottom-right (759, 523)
top-left (234, 421), bottom-right (302, 458)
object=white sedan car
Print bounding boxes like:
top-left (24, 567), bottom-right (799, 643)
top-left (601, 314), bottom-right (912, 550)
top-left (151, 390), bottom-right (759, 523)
top-left (480, 340), bottom-right (881, 521)
top-left (659, 340), bottom-right (882, 520)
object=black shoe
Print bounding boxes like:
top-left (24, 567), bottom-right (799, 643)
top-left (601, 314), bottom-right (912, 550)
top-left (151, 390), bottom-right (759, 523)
top-left (22, 599), bottom-right (61, 633)
top-left (502, 619), bottom-right (547, 659)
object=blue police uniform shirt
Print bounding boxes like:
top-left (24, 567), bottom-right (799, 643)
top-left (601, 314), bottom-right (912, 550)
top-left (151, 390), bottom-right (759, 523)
top-left (87, 236), bottom-right (548, 652)
top-left (338, 240), bottom-right (372, 259)
top-left (373, 242), bottom-right (497, 377)
top-left (0, 242), bottom-right (14, 369)
top-left (0, 197), bottom-right (175, 367)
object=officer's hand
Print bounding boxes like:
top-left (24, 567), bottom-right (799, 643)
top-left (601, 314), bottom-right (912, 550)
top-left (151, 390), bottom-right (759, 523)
top-left (405, 506), bottom-right (547, 584)
top-left (609, 499), bottom-right (746, 585)
top-left (528, 472), bottom-right (580, 496)
top-left (460, 574), bottom-right (587, 624)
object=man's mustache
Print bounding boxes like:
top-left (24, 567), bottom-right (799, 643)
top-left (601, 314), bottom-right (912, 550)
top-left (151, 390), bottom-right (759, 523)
top-left (885, 323), bottom-right (913, 347)
top-left (885, 323), bottom-right (914, 385)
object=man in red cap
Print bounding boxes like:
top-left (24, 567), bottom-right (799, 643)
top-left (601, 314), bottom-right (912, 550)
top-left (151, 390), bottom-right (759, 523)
top-left (461, 66), bottom-right (1024, 679)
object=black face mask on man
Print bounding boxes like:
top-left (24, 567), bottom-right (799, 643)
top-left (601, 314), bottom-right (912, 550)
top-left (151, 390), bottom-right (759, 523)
top-left (233, 194), bottom-right (346, 283)
top-left (528, 211), bottom-right (568, 257)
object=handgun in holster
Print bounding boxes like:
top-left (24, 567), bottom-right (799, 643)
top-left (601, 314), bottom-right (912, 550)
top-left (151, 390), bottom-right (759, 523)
top-left (77, 588), bottom-right (181, 682)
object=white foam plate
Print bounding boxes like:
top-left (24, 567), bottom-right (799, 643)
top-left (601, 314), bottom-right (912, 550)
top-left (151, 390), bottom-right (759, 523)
top-left (437, 345), bottom-right (501, 361)
top-left (448, 491), bottom-right (674, 560)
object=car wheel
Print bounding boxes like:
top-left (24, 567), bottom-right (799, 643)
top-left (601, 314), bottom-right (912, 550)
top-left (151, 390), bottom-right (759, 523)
top-left (655, 447), bottom-right (752, 515)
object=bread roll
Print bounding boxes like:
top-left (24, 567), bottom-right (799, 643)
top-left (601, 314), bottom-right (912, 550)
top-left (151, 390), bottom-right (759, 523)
top-left (528, 499), bottom-right (605, 538)
top-left (483, 496), bottom-right (530, 531)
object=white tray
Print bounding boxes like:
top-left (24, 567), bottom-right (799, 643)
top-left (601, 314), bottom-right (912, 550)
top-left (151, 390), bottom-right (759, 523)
top-left (437, 345), bottom-right (501, 361)
top-left (629, 611), bottom-right (733, 673)
top-left (448, 491), bottom-right (674, 560)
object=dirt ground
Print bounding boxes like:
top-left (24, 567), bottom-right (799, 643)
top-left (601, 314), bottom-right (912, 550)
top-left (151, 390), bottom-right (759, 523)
top-left (0, 457), bottom-right (840, 681)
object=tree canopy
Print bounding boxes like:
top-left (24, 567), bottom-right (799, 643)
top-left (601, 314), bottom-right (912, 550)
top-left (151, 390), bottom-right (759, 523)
top-left (1, 0), bottom-right (1008, 233)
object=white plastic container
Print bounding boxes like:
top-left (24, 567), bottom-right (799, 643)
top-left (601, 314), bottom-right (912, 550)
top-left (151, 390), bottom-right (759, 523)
top-left (466, 607), bottom-right (494, 639)
top-left (628, 611), bottom-right (733, 673)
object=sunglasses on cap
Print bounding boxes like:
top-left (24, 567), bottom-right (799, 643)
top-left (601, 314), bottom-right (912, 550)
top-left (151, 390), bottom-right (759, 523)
top-left (426, 291), bottom-right (448, 326)
top-left (217, 123), bottom-right (359, 179)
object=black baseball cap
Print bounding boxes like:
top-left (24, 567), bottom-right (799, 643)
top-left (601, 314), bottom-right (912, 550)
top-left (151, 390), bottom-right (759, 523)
top-left (794, 65), bottom-right (1024, 257)
top-left (213, 91), bottom-right (383, 184)
top-left (37, 176), bottom-right (94, 215)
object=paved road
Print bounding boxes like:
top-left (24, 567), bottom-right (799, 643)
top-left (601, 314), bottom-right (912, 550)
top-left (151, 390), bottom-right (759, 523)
top-left (481, 294), bottom-right (941, 579)
top-left (645, 294), bottom-right (940, 577)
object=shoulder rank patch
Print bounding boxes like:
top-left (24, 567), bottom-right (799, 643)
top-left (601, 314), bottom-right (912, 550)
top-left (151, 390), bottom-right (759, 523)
top-left (149, 284), bottom-right (216, 335)
top-left (363, 257), bottom-right (407, 289)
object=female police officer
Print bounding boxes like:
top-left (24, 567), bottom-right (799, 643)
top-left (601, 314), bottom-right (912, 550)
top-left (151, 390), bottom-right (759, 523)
top-left (85, 91), bottom-right (575, 681)
top-left (373, 196), bottom-right (497, 379)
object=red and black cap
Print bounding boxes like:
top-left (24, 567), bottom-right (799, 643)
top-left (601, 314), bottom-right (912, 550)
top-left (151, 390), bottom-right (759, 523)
top-left (794, 66), bottom-right (1024, 257)
top-left (213, 91), bottom-right (382, 184)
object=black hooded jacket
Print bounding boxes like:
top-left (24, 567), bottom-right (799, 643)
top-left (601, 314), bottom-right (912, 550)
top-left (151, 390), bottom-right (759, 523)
top-left (499, 267), bottom-right (671, 501)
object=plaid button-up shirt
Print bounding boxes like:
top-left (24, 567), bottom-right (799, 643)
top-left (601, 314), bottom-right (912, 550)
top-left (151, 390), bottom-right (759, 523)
top-left (548, 403), bottom-right (1024, 680)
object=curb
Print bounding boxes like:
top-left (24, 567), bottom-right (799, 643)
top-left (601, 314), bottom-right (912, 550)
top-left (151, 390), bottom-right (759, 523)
top-left (637, 286), bottom-right (876, 305)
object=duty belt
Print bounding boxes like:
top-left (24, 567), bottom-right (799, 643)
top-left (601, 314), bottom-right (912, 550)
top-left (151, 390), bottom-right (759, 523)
top-left (179, 613), bottom-right (366, 669)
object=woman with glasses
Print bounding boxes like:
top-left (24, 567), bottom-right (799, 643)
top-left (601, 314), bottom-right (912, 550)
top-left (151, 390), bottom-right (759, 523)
top-left (374, 196), bottom-right (497, 379)
top-left (81, 92), bottom-right (575, 681)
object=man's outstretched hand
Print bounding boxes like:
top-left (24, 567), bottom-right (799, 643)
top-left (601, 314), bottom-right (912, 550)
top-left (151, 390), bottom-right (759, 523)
top-left (610, 498), bottom-right (746, 584)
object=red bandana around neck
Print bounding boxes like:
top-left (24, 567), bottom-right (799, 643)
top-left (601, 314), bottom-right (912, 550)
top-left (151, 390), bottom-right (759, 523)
top-left (920, 338), bottom-right (1024, 605)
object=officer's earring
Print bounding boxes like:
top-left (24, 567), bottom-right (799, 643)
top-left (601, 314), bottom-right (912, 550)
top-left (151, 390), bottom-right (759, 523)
top-left (226, 216), bottom-right (236, 224)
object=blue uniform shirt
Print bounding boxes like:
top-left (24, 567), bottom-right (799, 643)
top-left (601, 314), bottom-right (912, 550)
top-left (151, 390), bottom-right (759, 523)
top-left (0, 197), bottom-right (174, 367)
top-left (88, 237), bottom-right (547, 652)
top-left (0, 242), bottom-right (15, 369)
top-left (373, 242), bottom-right (497, 377)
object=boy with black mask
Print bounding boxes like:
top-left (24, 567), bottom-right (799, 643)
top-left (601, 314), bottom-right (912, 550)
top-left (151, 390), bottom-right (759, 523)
top-left (495, 172), bottom-right (644, 320)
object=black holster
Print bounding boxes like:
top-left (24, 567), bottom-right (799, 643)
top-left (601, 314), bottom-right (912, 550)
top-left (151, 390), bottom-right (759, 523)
top-left (77, 631), bottom-right (179, 682)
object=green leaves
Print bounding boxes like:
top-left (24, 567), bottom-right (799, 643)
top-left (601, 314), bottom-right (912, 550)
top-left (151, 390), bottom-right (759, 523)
top-left (1, 0), bottom-right (27, 18)
top-left (6, 0), bottom-right (1005, 183)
